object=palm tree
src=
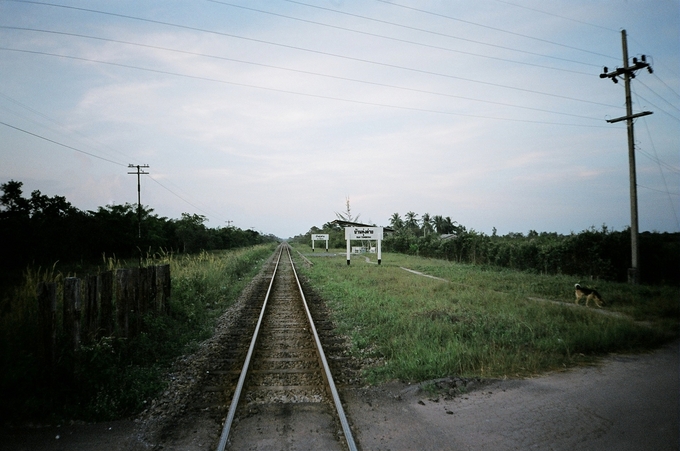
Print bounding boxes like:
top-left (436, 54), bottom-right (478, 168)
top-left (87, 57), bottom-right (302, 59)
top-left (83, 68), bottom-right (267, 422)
top-left (443, 216), bottom-right (458, 234)
top-left (432, 215), bottom-right (444, 234)
top-left (404, 211), bottom-right (419, 233)
top-left (389, 212), bottom-right (404, 230)
top-left (421, 213), bottom-right (433, 236)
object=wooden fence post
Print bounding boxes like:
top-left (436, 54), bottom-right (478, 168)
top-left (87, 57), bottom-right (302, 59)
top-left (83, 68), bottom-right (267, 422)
top-left (85, 274), bottom-right (99, 342)
top-left (115, 269), bottom-right (130, 338)
top-left (130, 267), bottom-right (140, 337)
top-left (63, 277), bottom-right (81, 351)
top-left (37, 282), bottom-right (57, 368)
top-left (146, 265), bottom-right (157, 314)
top-left (138, 266), bottom-right (156, 315)
top-left (156, 264), bottom-right (171, 314)
top-left (100, 271), bottom-right (114, 337)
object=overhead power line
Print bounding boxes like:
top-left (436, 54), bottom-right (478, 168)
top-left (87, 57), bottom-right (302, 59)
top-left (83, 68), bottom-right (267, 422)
top-left (0, 115), bottom-right (229, 223)
top-left (0, 90), bottom-right (138, 164)
top-left (373, 0), bottom-right (617, 60)
top-left (638, 184), bottom-right (680, 196)
top-left (0, 44), bottom-right (622, 113)
top-left (652, 74), bottom-right (680, 101)
top-left (489, 0), bottom-right (619, 33)
top-left (635, 79), bottom-right (680, 115)
top-left (214, 0), bottom-right (601, 71)
top-left (148, 176), bottom-right (228, 224)
top-left (2, 2), bottom-right (619, 109)
top-left (0, 46), bottom-right (617, 128)
top-left (0, 120), bottom-right (128, 166)
top-left (0, 27), bottom-right (607, 121)
top-left (630, 90), bottom-right (680, 124)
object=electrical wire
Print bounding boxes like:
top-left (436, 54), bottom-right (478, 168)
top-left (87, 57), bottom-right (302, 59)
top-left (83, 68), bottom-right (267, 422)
top-left (0, 91), bottom-right (138, 164)
top-left (372, 0), bottom-right (617, 60)
top-left (635, 79), bottom-right (680, 115)
top-left (652, 73), bottom-right (680, 101)
top-left (0, 120), bottom-right (128, 166)
top-left (0, 111), bottom-right (230, 224)
top-left (0, 116), bottom-right (232, 223)
top-left (4, 0), bottom-right (675, 231)
top-left (0, 45), bottom-right (622, 117)
top-left (638, 117), bottom-right (680, 229)
top-left (0, 26), bottom-right (608, 121)
top-left (1, 1), bottom-right (620, 109)
top-left (0, 47), bottom-right (617, 128)
top-left (489, 0), bottom-right (619, 33)
top-left (630, 91), bottom-right (680, 124)
top-left (148, 175), bottom-right (228, 224)
top-left (638, 184), bottom-right (679, 196)
top-left (210, 0), bottom-right (599, 73)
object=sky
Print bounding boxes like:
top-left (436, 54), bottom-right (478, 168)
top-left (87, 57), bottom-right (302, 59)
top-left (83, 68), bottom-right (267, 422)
top-left (1, 0), bottom-right (678, 239)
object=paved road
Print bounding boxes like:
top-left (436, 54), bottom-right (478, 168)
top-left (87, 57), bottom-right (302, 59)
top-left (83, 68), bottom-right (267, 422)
top-left (344, 341), bottom-right (679, 451)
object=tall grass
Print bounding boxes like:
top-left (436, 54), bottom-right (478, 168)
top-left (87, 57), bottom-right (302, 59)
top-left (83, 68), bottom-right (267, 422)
top-left (293, 247), bottom-right (678, 383)
top-left (0, 243), bottom-right (276, 423)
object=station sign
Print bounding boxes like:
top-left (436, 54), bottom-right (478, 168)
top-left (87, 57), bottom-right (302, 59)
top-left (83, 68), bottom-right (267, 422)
top-left (344, 227), bottom-right (383, 265)
top-left (344, 227), bottom-right (383, 241)
top-left (311, 233), bottom-right (329, 252)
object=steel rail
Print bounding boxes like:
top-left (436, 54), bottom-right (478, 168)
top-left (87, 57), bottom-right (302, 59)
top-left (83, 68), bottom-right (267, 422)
top-left (216, 246), bottom-right (283, 451)
top-left (286, 244), bottom-right (358, 451)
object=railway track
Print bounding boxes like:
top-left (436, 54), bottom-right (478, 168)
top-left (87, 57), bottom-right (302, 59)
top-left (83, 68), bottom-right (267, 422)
top-left (208, 243), bottom-right (357, 450)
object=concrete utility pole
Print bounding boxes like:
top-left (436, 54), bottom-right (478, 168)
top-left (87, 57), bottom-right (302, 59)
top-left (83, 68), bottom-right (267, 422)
top-left (128, 164), bottom-right (150, 239)
top-left (599, 29), bottom-right (653, 284)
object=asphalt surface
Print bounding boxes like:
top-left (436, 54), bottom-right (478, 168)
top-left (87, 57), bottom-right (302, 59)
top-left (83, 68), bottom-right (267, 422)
top-left (344, 340), bottom-right (679, 451)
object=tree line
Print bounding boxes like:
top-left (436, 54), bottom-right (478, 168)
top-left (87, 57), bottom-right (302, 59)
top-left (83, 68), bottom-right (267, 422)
top-left (292, 211), bottom-right (679, 285)
top-left (0, 180), bottom-right (277, 274)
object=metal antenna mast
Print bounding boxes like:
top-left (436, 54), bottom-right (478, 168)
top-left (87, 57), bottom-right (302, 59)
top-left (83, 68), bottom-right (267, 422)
top-left (599, 29), bottom-right (653, 284)
top-left (128, 164), bottom-right (150, 239)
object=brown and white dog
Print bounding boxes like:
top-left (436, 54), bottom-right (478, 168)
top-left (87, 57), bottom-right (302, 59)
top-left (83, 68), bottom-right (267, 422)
top-left (574, 283), bottom-right (604, 308)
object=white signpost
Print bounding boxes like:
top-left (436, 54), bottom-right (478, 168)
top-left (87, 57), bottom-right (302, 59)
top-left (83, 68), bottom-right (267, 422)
top-left (311, 234), bottom-right (329, 252)
top-left (344, 227), bottom-right (383, 265)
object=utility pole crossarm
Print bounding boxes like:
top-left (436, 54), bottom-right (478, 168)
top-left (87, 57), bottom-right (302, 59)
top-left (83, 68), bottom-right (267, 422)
top-left (606, 111), bottom-right (653, 124)
top-left (599, 55), bottom-right (653, 84)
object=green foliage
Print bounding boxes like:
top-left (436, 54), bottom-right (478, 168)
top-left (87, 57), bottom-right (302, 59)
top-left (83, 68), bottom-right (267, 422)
top-left (289, 220), bottom-right (347, 249)
top-left (0, 180), bottom-right (277, 276)
top-left (292, 246), bottom-right (677, 384)
top-left (380, 213), bottom-right (678, 285)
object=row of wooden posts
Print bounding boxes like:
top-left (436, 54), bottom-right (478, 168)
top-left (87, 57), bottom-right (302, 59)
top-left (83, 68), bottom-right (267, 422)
top-left (36, 264), bottom-right (171, 366)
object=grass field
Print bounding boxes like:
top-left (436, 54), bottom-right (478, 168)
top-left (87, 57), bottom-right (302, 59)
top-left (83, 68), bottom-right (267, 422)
top-left (291, 245), bottom-right (678, 383)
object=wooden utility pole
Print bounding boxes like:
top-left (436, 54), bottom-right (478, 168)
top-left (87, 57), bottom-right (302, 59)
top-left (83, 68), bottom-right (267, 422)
top-left (128, 164), bottom-right (149, 268)
top-left (127, 164), bottom-right (150, 239)
top-left (600, 29), bottom-right (653, 284)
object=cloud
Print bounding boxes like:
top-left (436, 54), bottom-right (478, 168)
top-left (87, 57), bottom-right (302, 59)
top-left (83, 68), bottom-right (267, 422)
top-left (1, 0), bottom-right (677, 238)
